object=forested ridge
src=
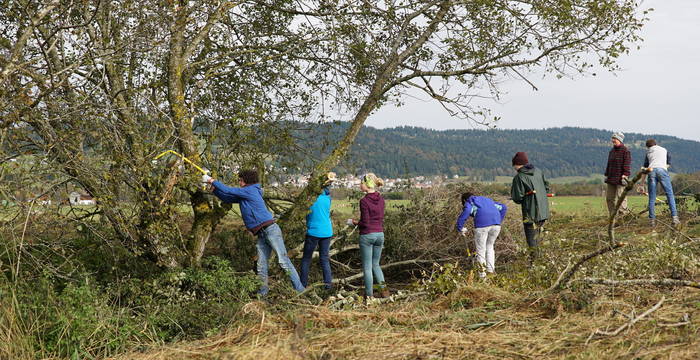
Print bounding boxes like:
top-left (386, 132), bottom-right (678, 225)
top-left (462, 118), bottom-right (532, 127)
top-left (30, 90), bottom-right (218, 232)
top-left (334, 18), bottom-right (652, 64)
top-left (297, 123), bottom-right (700, 179)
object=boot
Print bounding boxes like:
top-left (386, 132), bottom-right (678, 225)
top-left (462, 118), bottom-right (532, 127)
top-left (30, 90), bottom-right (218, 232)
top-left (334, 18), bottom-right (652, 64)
top-left (524, 224), bottom-right (539, 248)
top-left (527, 246), bottom-right (539, 267)
top-left (672, 216), bottom-right (681, 225)
top-left (650, 218), bottom-right (656, 228)
top-left (377, 288), bottom-right (390, 299)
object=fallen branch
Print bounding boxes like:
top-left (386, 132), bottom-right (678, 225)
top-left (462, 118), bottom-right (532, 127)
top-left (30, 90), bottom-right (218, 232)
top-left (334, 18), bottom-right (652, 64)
top-left (334, 258), bottom-right (455, 283)
top-left (577, 277), bottom-right (700, 289)
top-left (586, 296), bottom-right (665, 343)
top-left (659, 314), bottom-right (691, 328)
top-left (545, 242), bottom-right (626, 293)
top-left (328, 290), bottom-right (428, 309)
top-left (464, 320), bottom-right (502, 331)
top-left (291, 225), bottom-right (358, 259)
top-left (330, 258), bottom-right (359, 272)
top-left (608, 170), bottom-right (644, 244)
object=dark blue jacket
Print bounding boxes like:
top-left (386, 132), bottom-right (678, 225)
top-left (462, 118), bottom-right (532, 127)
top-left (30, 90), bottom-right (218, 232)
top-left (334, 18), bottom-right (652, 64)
top-left (211, 181), bottom-right (273, 230)
top-left (307, 188), bottom-right (333, 238)
top-left (456, 195), bottom-right (507, 230)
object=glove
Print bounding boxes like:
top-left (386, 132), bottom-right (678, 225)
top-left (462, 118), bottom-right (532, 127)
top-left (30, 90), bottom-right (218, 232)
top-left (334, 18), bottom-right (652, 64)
top-left (346, 218), bottom-right (355, 226)
top-left (202, 174), bottom-right (213, 184)
top-left (460, 227), bottom-right (468, 237)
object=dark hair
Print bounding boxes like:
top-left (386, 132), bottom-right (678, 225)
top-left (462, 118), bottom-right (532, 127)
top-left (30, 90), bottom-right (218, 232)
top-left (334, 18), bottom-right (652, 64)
top-left (461, 192), bottom-right (474, 205)
top-left (238, 169), bottom-right (259, 185)
top-left (645, 139), bottom-right (656, 148)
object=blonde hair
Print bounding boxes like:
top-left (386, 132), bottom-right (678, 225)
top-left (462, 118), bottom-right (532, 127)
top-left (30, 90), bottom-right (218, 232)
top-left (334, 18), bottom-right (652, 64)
top-left (362, 173), bottom-right (384, 188)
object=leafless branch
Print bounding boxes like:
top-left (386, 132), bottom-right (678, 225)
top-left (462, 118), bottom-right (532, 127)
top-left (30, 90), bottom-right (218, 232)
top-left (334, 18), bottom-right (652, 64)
top-left (586, 296), bottom-right (665, 343)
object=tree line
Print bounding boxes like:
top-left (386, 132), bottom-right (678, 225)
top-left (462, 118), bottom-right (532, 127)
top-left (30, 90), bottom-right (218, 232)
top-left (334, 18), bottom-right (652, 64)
top-left (294, 123), bottom-right (700, 179)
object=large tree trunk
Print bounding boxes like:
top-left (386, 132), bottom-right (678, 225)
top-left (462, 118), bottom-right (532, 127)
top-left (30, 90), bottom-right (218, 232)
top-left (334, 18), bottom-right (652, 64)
top-left (281, 1), bottom-right (451, 226)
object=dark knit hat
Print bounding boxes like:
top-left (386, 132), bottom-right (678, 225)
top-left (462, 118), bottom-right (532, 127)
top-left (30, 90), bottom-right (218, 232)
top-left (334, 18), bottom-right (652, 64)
top-left (512, 152), bottom-right (529, 166)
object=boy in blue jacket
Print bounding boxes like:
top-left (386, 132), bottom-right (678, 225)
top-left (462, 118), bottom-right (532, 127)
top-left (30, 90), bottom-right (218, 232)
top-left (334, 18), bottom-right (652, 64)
top-left (204, 169), bottom-right (304, 295)
top-left (456, 192), bottom-right (507, 278)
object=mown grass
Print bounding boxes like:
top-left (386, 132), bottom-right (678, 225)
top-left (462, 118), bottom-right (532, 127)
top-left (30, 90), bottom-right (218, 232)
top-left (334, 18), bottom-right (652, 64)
top-left (114, 194), bottom-right (700, 360)
top-left (5, 191), bottom-right (700, 359)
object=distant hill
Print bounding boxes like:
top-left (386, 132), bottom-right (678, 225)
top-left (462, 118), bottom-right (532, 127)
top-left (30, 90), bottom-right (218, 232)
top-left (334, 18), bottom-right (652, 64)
top-left (295, 123), bottom-right (700, 180)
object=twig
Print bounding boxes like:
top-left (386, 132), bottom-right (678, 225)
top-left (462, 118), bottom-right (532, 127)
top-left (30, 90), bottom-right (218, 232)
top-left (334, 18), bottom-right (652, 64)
top-left (586, 296), bottom-right (665, 343)
top-left (659, 314), bottom-right (691, 328)
top-left (545, 242), bottom-right (626, 293)
top-left (334, 258), bottom-right (455, 283)
top-left (291, 225), bottom-right (357, 259)
top-left (464, 320), bottom-right (502, 330)
top-left (578, 277), bottom-right (700, 289)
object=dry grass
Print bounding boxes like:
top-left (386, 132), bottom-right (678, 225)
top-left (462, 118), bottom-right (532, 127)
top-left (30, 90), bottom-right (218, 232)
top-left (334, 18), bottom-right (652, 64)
top-left (113, 283), bottom-right (700, 360)
top-left (110, 207), bottom-right (700, 360)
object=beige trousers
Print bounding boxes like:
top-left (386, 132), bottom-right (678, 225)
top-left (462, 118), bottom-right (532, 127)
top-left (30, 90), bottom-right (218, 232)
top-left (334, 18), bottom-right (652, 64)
top-left (606, 183), bottom-right (628, 216)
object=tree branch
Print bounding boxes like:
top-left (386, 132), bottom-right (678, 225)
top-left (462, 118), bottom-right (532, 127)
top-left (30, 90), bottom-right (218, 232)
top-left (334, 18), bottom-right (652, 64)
top-left (586, 296), bottom-right (665, 343)
top-left (608, 170), bottom-right (645, 244)
top-left (578, 277), bottom-right (700, 290)
top-left (546, 242), bottom-right (626, 293)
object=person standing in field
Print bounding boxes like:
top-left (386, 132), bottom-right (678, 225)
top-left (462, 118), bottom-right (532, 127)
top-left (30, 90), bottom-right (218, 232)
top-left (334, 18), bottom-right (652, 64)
top-left (641, 139), bottom-right (680, 227)
top-left (203, 169), bottom-right (305, 295)
top-left (604, 132), bottom-right (631, 216)
top-left (299, 172), bottom-right (337, 290)
top-left (456, 192), bottom-right (507, 278)
top-left (510, 152), bottom-right (550, 262)
top-left (349, 173), bottom-right (389, 299)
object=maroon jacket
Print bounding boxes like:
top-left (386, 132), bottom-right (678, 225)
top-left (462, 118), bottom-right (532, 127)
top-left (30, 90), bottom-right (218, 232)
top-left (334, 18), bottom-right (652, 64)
top-left (604, 144), bottom-right (631, 185)
top-left (358, 192), bottom-right (385, 235)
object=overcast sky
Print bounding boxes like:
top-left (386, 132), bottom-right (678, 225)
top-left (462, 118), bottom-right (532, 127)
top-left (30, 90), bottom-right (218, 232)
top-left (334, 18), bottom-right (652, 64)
top-left (367, 0), bottom-right (700, 141)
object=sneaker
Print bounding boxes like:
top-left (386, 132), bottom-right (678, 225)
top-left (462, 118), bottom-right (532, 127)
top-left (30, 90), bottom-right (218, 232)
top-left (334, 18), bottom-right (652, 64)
top-left (650, 218), bottom-right (656, 228)
top-left (672, 216), bottom-right (681, 225)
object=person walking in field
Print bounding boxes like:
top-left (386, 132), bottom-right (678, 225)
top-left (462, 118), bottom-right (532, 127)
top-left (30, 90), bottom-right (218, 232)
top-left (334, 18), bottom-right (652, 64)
top-left (510, 152), bottom-right (550, 262)
top-left (348, 173), bottom-right (389, 299)
top-left (641, 139), bottom-right (680, 227)
top-left (299, 172), bottom-right (337, 290)
top-left (203, 169), bottom-right (305, 295)
top-left (604, 132), bottom-right (631, 216)
top-left (456, 192), bottom-right (507, 278)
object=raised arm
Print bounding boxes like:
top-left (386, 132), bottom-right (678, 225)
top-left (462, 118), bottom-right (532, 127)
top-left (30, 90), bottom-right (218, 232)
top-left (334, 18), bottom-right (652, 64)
top-left (211, 180), bottom-right (248, 203)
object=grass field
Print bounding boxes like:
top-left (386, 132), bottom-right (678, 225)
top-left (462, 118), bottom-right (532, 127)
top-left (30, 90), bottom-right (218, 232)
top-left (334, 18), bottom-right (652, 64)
top-left (549, 195), bottom-right (648, 216)
top-left (494, 174), bottom-right (604, 184)
top-left (120, 193), bottom-right (700, 360)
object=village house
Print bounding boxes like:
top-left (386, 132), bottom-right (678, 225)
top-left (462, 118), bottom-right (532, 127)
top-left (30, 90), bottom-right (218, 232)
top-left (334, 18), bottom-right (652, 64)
top-left (69, 192), bottom-right (96, 205)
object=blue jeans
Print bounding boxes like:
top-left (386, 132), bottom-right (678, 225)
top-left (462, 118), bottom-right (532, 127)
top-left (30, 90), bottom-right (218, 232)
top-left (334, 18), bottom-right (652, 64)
top-left (359, 232), bottom-right (386, 297)
top-left (299, 235), bottom-right (333, 289)
top-left (256, 223), bottom-right (305, 295)
top-left (647, 168), bottom-right (677, 218)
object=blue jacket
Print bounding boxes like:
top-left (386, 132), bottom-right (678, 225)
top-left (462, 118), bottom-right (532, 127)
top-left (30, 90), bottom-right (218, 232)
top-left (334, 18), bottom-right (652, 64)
top-left (306, 188), bottom-right (333, 238)
top-left (211, 181), bottom-right (273, 230)
top-left (456, 195), bottom-right (507, 230)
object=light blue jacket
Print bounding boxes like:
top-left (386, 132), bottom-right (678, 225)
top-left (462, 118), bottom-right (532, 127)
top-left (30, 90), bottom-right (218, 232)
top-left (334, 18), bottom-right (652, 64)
top-left (306, 188), bottom-right (333, 238)
top-left (212, 181), bottom-right (273, 230)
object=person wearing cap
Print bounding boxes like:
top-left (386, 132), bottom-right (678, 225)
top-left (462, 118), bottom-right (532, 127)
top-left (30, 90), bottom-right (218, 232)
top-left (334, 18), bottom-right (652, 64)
top-left (348, 173), bottom-right (389, 299)
top-left (510, 152), bottom-right (550, 262)
top-left (299, 172), bottom-right (337, 290)
top-left (641, 139), bottom-right (680, 226)
top-left (604, 132), bottom-right (632, 217)
top-left (203, 169), bottom-right (304, 295)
